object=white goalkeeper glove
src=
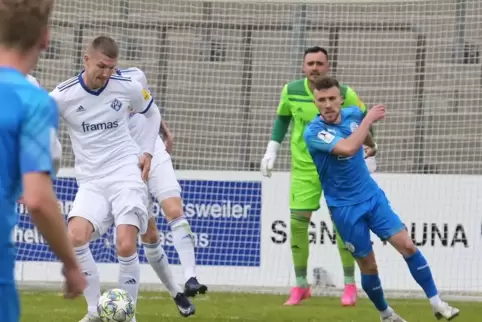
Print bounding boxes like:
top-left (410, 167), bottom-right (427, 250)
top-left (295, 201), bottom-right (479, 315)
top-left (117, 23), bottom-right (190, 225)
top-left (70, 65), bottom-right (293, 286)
top-left (260, 141), bottom-right (280, 178)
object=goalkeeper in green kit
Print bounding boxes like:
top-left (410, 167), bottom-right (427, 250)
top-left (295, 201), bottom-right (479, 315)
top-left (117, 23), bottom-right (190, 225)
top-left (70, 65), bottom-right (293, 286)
top-left (261, 46), bottom-right (376, 306)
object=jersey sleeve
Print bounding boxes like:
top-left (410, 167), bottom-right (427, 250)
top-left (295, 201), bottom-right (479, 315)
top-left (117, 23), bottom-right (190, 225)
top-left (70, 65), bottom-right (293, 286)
top-left (304, 124), bottom-right (342, 154)
top-left (276, 84), bottom-right (291, 116)
top-left (49, 87), bottom-right (66, 118)
top-left (20, 93), bottom-right (59, 178)
top-left (128, 80), bottom-right (154, 114)
top-left (344, 86), bottom-right (367, 114)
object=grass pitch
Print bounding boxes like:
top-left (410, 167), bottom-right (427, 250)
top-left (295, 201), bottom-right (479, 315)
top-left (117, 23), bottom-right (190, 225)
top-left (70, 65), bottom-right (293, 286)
top-left (21, 291), bottom-right (479, 321)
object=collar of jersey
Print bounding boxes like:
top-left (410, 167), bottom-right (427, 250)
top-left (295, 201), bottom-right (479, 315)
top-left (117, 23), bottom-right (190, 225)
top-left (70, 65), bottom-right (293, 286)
top-left (78, 71), bottom-right (109, 96)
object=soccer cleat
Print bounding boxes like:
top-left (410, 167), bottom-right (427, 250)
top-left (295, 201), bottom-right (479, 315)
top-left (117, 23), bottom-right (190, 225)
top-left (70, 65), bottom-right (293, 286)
top-left (433, 301), bottom-right (460, 320)
top-left (78, 313), bottom-right (102, 322)
top-left (380, 312), bottom-right (407, 322)
top-left (284, 286), bottom-right (311, 305)
top-left (341, 283), bottom-right (357, 306)
top-left (174, 293), bottom-right (196, 317)
top-left (184, 277), bottom-right (208, 297)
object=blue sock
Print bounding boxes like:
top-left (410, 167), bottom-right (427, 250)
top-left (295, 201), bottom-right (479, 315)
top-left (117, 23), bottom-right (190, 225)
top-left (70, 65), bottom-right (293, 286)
top-left (405, 249), bottom-right (438, 298)
top-left (361, 273), bottom-right (388, 311)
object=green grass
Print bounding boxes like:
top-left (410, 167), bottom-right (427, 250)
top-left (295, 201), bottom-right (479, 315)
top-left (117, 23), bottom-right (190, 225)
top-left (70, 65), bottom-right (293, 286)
top-left (20, 291), bottom-right (479, 322)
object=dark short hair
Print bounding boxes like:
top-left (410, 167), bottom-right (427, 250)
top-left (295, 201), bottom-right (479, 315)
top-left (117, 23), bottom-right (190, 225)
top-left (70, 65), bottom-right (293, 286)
top-left (313, 76), bottom-right (340, 91)
top-left (88, 35), bottom-right (119, 59)
top-left (303, 46), bottom-right (329, 60)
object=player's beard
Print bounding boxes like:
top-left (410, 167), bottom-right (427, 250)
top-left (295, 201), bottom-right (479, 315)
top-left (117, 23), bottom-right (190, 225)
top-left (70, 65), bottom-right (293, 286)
top-left (323, 110), bottom-right (340, 123)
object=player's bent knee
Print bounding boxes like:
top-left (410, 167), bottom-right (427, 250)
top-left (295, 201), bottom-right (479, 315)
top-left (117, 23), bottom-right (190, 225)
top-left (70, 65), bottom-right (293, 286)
top-left (388, 229), bottom-right (417, 257)
top-left (141, 218), bottom-right (160, 244)
top-left (161, 196), bottom-right (183, 221)
top-left (355, 252), bottom-right (378, 274)
top-left (116, 224), bottom-right (139, 257)
top-left (67, 216), bottom-right (94, 247)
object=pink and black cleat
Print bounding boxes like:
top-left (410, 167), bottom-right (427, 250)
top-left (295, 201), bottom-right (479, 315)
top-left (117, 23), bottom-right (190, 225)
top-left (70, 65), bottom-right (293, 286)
top-left (284, 286), bottom-right (312, 306)
top-left (341, 283), bottom-right (357, 306)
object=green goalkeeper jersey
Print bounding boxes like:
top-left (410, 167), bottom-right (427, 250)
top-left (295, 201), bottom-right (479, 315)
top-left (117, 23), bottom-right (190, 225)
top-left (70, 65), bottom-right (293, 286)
top-left (275, 78), bottom-right (366, 172)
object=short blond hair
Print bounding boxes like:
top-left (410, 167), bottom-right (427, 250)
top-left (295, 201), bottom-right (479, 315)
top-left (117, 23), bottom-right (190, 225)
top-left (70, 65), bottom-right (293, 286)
top-left (0, 0), bottom-right (54, 51)
top-left (88, 36), bottom-right (119, 59)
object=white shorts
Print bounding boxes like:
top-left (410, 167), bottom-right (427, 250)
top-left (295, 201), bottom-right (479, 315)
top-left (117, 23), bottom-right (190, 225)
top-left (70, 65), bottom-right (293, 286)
top-left (147, 150), bottom-right (182, 219)
top-left (69, 164), bottom-right (149, 240)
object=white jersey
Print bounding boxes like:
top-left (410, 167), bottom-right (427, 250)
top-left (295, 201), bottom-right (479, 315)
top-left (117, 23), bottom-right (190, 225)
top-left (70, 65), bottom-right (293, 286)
top-left (116, 67), bottom-right (166, 157)
top-left (50, 73), bottom-right (154, 182)
top-left (26, 74), bottom-right (40, 87)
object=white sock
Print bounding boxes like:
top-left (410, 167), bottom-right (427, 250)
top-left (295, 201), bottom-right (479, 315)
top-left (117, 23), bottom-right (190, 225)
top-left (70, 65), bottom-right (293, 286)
top-left (380, 306), bottom-right (394, 319)
top-left (75, 244), bottom-right (100, 316)
top-left (143, 240), bottom-right (183, 297)
top-left (430, 294), bottom-right (442, 306)
top-left (118, 253), bottom-right (140, 305)
top-left (169, 216), bottom-right (196, 281)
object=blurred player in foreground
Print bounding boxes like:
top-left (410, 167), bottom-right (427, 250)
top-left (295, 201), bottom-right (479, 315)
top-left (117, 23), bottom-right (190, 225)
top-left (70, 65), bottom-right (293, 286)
top-left (261, 46), bottom-right (368, 306)
top-left (0, 0), bottom-right (86, 321)
top-left (116, 68), bottom-right (207, 299)
top-left (50, 36), bottom-right (162, 322)
top-left (304, 76), bottom-right (459, 322)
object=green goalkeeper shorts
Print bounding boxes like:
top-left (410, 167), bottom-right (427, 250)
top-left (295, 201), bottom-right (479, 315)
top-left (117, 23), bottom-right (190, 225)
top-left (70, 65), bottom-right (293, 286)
top-left (289, 170), bottom-right (322, 212)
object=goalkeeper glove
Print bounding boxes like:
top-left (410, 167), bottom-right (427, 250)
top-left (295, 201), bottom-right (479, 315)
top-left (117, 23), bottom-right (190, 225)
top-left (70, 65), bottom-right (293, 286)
top-left (260, 140), bottom-right (280, 178)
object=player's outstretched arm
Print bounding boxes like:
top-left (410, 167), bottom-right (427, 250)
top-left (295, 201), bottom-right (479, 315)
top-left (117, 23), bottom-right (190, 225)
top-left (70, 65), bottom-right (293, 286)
top-left (261, 84), bottom-right (292, 177)
top-left (304, 105), bottom-right (385, 157)
top-left (20, 96), bottom-right (85, 298)
top-left (333, 105), bottom-right (385, 157)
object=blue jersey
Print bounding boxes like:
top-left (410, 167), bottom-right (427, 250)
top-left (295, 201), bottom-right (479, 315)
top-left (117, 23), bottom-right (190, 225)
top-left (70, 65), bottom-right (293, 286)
top-left (304, 106), bottom-right (379, 207)
top-left (0, 67), bottom-right (58, 283)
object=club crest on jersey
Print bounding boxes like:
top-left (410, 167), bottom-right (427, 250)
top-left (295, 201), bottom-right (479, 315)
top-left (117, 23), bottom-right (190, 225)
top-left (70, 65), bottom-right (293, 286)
top-left (111, 98), bottom-right (122, 112)
top-left (350, 122), bottom-right (359, 133)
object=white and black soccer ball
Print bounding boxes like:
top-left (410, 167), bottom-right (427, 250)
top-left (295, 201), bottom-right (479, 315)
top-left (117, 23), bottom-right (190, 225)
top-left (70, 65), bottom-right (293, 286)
top-left (97, 288), bottom-right (136, 322)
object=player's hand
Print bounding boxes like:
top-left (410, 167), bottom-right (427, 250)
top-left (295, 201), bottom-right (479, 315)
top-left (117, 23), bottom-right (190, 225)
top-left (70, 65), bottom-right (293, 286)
top-left (139, 153), bottom-right (152, 182)
top-left (260, 155), bottom-right (276, 177)
top-left (260, 141), bottom-right (280, 178)
top-left (366, 104), bottom-right (386, 124)
top-left (62, 265), bottom-right (86, 299)
top-left (364, 145), bottom-right (377, 158)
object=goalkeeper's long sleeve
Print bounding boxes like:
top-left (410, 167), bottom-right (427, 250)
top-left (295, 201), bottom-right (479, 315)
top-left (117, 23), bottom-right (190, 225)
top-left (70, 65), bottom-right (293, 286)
top-left (270, 115), bottom-right (292, 144)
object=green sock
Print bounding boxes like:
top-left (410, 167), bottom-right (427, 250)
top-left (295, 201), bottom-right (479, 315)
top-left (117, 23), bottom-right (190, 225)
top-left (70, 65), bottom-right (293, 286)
top-left (290, 213), bottom-right (310, 287)
top-left (336, 228), bottom-right (356, 285)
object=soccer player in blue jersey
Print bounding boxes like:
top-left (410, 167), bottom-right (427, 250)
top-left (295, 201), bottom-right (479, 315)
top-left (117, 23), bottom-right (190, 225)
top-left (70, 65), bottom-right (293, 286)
top-left (303, 76), bottom-right (459, 322)
top-left (0, 1), bottom-right (85, 320)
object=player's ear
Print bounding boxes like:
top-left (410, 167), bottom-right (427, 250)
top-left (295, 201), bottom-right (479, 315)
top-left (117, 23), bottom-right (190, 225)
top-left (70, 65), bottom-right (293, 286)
top-left (38, 27), bottom-right (50, 51)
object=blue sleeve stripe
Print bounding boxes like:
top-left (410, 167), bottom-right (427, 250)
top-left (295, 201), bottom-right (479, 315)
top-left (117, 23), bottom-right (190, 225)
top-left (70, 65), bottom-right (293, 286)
top-left (110, 76), bottom-right (132, 82)
top-left (58, 76), bottom-right (78, 90)
top-left (139, 98), bottom-right (154, 114)
top-left (59, 80), bottom-right (79, 92)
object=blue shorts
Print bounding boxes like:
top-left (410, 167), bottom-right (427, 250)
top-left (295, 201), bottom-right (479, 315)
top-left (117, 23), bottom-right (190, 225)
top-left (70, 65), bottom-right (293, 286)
top-left (329, 189), bottom-right (405, 258)
top-left (0, 284), bottom-right (19, 322)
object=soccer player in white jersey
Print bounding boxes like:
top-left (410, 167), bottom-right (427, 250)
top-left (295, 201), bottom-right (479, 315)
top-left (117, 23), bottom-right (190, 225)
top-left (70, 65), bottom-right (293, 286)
top-left (50, 36), bottom-right (160, 322)
top-left (116, 67), bottom-right (208, 298)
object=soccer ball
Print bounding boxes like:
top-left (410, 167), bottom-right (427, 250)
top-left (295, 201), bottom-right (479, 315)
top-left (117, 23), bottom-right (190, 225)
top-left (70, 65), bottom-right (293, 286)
top-left (97, 288), bottom-right (136, 322)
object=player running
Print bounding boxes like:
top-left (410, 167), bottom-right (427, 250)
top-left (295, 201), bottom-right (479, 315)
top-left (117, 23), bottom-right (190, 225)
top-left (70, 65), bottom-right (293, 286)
top-left (116, 67), bottom-right (208, 299)
top-left (261, 46), bottom-right (368, 306)
top-left (50, 36), bottom-right (161, 322)
top-left (0, 1), bottom-right (86, 321)
top-left (304, 76), bottom-right (459, 322)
